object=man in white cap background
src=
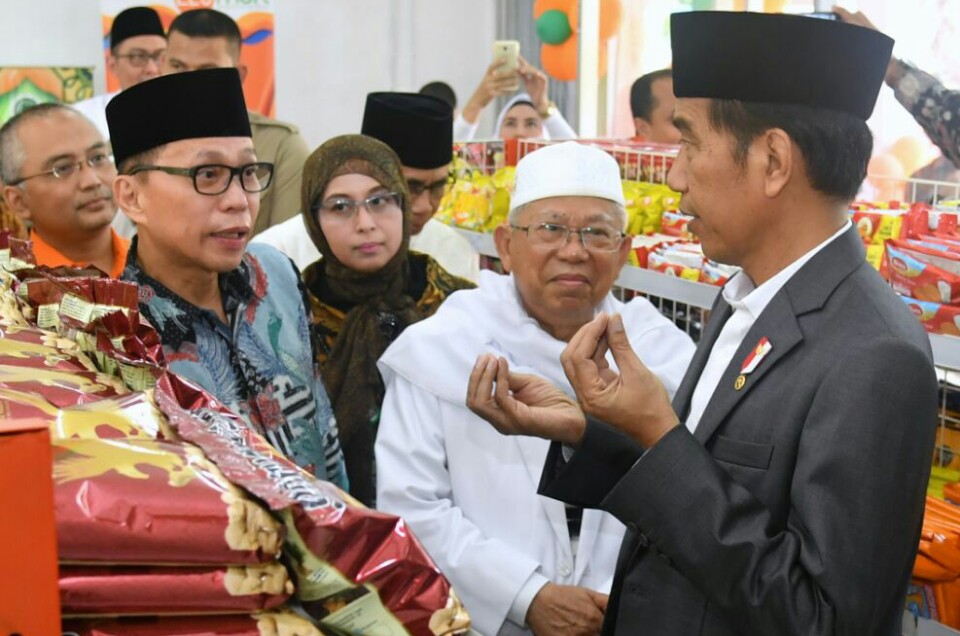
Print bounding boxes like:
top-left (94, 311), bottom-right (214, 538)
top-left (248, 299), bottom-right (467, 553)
top-left (375, 141), bottom-right (694, 636)
top-left (469, 12), bottom-right (938, 636)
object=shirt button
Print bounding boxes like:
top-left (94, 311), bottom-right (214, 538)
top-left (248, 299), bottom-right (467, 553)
top-left (559, 563), bottom-right (572, 577)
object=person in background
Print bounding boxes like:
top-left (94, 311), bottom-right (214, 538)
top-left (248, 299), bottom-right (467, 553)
top-left (420, 81), bottom-right (457, 113)
top-left (163, 8), bottom-right (309, 237)
top-left (73, 6), bottom-right (166, 139)
top-left (456, 56), bottom-right (575, 141)
top-left (835, 6), bottom-right (960, 201)
top-left (377, 141), bottom-right (694, 636)
top-left (629, 69), bottom-right (682, 144)
top-left (470, 12), bottom-right (937, 635)
top-left (301, 134), bottom-right (474, 507)
top-left (109, 68), bottom-right (347, 489)
top-left (0, 104), bottom-right (127, 277)
top-left (253, 92), bottom-right (481, 282)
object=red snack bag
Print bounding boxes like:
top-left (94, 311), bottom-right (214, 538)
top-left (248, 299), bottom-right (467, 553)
top-left (60, 563), bottom-right (294, 616)
top-left (54, 436), bottom-right (284, 565)
top-left (883, 240), bottom-right (960, 304)
top-left (900, 296), bottom-right (960, 336)
top-left (62, 611), bottom-right (328, 635)
top-left (155, 373), bottom-right (471, 636)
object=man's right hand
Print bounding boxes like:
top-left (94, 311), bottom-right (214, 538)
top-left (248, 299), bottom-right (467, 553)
top-left (525, 583), bottom-right (608, 636)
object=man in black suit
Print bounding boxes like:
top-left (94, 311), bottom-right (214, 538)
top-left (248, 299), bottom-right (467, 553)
top-left (467, 11), bottom-right (939, 636)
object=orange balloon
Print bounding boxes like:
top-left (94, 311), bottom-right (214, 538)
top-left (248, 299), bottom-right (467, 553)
top-left (541, 37), bottom-right (578, 82)
top-left (867, 153), bottom-right (907, 202)
top-left (889, 136), bottom-right (931, 176)
top-left (599, 0), bottom-right (623, 40)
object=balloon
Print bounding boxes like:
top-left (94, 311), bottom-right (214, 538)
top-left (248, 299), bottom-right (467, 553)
top-left (889, 135), bottom-right (932, 176)
top-left (536, 9), bottom-right (573, 44)
top-left (599, 0), bottom-right (623, 40)
top-left (541, 37), bottom-right (578, 82)
top-left (867, 153), bottom-right (907, 202)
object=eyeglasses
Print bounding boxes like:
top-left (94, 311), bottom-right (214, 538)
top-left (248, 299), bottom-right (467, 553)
top-left (511, 222), bottom-right (626, 253)
top-left (312, 192), bottom-right (403, 221)
top-left (11, 152), bottom-right (114, 185)
top-left (127, 162), bottom-right (275, 195)
top-left (114, 49), bottom-right (165, 67)
top-left (406, 174), bottom-right (455, 204)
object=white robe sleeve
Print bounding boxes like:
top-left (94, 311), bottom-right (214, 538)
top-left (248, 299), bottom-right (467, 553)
top-left (453, 114), bottom-right (479, 142)
top-left (376, 375), bottom-right (548, 635)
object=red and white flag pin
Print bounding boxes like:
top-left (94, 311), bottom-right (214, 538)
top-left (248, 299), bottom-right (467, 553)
top-left (734, 337), bottom-right (773, 391)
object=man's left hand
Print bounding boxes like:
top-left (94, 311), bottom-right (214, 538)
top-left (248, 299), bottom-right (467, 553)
top-left (466, 353), bottom-right (587, 446)
top-left (561, 313), bottom-right (679, 448)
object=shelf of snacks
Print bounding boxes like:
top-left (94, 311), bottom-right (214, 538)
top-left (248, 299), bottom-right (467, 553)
top-left (0, 235), bottom-right (471, 635)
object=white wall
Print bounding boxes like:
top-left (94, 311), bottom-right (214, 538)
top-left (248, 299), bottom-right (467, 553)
top-left (0, 0), bottom-right (497, 150)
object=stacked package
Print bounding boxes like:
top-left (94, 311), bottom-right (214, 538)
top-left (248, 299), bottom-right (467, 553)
top-left (0, 236), bottom-right (470, 635)
top-left (907, 492), bottom-right (960, 629)
top-left (881, 203), bottom-right (960, 336)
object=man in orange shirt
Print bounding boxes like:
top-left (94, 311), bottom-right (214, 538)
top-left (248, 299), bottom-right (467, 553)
top-left (0, 104), bottom-right (128, 277)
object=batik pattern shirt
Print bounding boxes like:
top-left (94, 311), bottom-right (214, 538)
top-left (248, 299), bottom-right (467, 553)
top-left (123, 240), bottom-right (348, 490)
top-left (892, 59), bottom-right (960, 169)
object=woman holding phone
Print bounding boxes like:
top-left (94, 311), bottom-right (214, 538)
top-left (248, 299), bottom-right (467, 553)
top-left (454, 52), bottom-right (577, 141)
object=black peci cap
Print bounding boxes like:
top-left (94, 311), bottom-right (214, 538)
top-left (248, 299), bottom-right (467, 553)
top-left (110, 6), bottom-right (165, 49)
top-left (106, 68), bottom-right (251, 167)
top-left (670, 11), bottom-right (894, 120)
top-left (361, 92), bottom-right (454, 169)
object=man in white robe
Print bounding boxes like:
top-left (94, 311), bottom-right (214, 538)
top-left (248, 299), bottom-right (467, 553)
top-left (376, 142), bottom-right (695, 636)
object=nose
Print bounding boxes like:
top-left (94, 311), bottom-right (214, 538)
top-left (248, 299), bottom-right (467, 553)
top-left (354, 204), bottom-right (378, 232)
top-left (144, 57), bottom-right (162, 75)
top-left (666, 155), bottom-right (686, 193)
top-left (556, 230), bottom-right (589, 260)
top-left (77, 161), bottom-right (101, 189)
top-left (220, 174), bottom-right (250, 211)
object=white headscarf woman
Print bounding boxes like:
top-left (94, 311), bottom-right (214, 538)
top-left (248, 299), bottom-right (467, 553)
top-left (494, 92), bottom-right (578, 140)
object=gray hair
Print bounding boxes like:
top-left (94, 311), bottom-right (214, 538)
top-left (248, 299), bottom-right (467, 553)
top-left (507, 198), bottom-right (628, 230)
top-left (0, 102), bottom-right (77, 185)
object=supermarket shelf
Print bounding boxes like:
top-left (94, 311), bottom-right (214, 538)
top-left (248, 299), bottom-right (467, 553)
top-left (931, 334), bottom-right (960, 372)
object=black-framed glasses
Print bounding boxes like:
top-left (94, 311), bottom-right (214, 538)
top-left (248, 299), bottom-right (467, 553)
top-left (127, 162), bottom-right (275, 195)
top-left (114, 49), bottom-right (165, 67)
top-left (511, 222), bottom-right (626, 253)
top-left (312, 191), bottom-right (403, 221)
top-left (406, 173), bottom-right (455, 203)
top-left (11, 152), bottom-right (114, 186)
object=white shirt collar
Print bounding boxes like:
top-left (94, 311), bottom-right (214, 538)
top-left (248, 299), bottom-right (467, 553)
top-left (721, 221), bottom-right (852, 320)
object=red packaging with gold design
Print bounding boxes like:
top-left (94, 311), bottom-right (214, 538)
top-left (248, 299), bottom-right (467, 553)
top-left (59, 562), bottom-right (294, 616)
top-left (62, 611), bottom-right (328, 635)
top-left (54, 436), bottom-right (283, 565)
top-left (883, 239), bottom-right (960, 304)
top-left (155, 373), bottom-right (470, 636)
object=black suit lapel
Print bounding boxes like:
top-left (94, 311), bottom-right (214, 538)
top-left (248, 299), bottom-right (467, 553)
top-left (673, 298), bottom-right (733, 422)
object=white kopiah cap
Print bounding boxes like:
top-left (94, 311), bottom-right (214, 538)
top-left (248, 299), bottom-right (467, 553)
top-left (509, 141), bottom-right (625, 213)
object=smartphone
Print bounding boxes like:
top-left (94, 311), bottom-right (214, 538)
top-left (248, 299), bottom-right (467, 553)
top-left (802, 11), bottom-right (838, 20)
top-left (492, 40), bottom-right (520, 91)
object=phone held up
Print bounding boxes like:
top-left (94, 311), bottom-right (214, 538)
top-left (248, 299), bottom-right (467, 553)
top-left (492, 40), bottom-right (520, 92)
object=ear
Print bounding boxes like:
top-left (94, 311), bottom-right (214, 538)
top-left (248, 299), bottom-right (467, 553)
top-left (113, 175), bottom-right (147, 226)
top-left (2, 185), bottom-right (31, 221)
top-left (236, 64), bottom-right (249, 83)
top-left (758, 128), bottom-right (793, 199)
top-left (493, 223), bottom-right (513, 273)
top-left (633, 117), bottom-right (651, 139)
top-left (106, 53), bottom-right (118, 75)
top-left (616, 232), bottom-right (632, 269)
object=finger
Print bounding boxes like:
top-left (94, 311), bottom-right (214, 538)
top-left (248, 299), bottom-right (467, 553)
top-left (561, 314), bottom-right (609, 391)
top-left (591, 333), bottom-right (610, 371)
top-left (466, 354), bottom-right (488, 407)
top-left (467, 354), bottom-right (497, 408)
top-left (588, 591), bottom-right (609, 612)
top-left (493, 356), bottom-right (513, 408)
top-left (605, 313), bottom-right (643, 380)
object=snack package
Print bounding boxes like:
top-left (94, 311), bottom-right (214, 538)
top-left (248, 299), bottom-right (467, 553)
top-left (660, 210), bottom-right (693, 239)
top-left (60, 563), bottom-right (293, 616)
top-left (484, 166), bottom-right (516, 232)
top-left (900, 296), bottom-right (960, 336)
top-left (54, 436), bottom-right (284, 565)
top-left (434, 172), bottom-right (492, 230)
top-left (155, 373), bottom-right (470, 636)
top-left (647, 243), bottom-right (703, 281)
top-left (62, 611), bottom-right (328, 636)
top-left (883, 240), bottom-right (960, 304)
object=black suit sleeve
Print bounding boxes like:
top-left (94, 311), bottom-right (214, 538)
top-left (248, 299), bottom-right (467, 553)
top-left (598, 337), bottom-right (937, 635)
top-left (539, 417), bottom-right (645, 508)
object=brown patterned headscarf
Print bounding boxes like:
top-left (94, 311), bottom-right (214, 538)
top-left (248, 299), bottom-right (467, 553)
top-left (301, 134), bottom-right (420, 501)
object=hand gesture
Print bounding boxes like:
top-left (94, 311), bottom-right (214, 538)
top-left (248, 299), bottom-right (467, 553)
top-left (561, 313), bottom-right (679, 448)
top-left (462, 59), bottom-right (519, 124)
top-left (466, 353), bottom-right (586, 446)
top-left (518, 56), bottom-right (550, 114)
top-left (526, 583), bottom-right (607, 636)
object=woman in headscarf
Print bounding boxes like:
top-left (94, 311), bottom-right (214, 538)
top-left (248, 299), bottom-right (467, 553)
top-left (454, 57), bottom-right (577, 141)
top-left (301, 134), bottom-right (474, 507)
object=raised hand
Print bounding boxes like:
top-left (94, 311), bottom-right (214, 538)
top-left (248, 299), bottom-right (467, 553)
top-left (526, 583), bottom-right (608, 636)
top-left (466, 353), bottom-right (586, 446)
top-left (561, 313), bottom-right (679, 448)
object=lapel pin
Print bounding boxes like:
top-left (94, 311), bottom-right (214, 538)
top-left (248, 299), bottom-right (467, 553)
top-left (735, 337), bottom-right (773, 390)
